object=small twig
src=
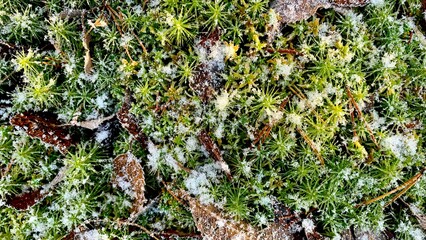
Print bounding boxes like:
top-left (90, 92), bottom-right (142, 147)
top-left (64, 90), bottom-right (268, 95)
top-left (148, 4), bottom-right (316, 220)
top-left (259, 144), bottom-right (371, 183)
top-left (74, 218), bottom-right (160, 240)
top-left (116, 220), bottom-right (160, 240)
top-left (348, 101), bottom-right (358, 138)
top-left (296, 127), bottom-right (325, 166)
top-left (160, 229), bottom-right (202, 239)
top-left (265, 48), bottom-right (302, 55)
top-left (105, 5), bottom-right (134, 61)
top-left (132, 32), bottom-right (148, 54)
top-left (0, 70), bottom-right (17, 85)
top-left (160, 179), bottom-right (186, 206)
top-left (345, 86), bottom-right (380, 149)
top-left (1, 159), bottom-right (14, 178)
top-left (356, 168), bottom-right (425, 207)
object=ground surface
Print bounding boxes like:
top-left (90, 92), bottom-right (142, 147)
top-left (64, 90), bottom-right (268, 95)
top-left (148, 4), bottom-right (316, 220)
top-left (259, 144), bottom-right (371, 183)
top-left (1, 0), bottom-right (426, 239)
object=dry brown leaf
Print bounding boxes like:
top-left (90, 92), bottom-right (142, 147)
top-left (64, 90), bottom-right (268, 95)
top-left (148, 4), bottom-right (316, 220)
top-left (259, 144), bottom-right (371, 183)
top-left (6, 189), bottom-right (44, 210)
top-left (177, 191), bottom-right (258, 240)
top-left (10, 112), bottom-right (75, 154)
top-left (116, 93), bottom-right (147, 147)
top-left (6, 166), bottom-right (68, 210)
top-left (258, 200), bottom-right (324, 240)
top-left (271, 0), bottom-right (369, 24)
top-left (112, 153), bottom-right (146, 218)
top-left (176, 190), bottom-right (323, 240)
top-left (198, 130), bottom-right (232, 180)
top-left (271, 0), bottom-right (331, 23)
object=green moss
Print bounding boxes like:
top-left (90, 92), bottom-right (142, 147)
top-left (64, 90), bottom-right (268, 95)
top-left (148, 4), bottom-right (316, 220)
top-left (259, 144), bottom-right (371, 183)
top-left (0, 0), bottom-right (426, 239)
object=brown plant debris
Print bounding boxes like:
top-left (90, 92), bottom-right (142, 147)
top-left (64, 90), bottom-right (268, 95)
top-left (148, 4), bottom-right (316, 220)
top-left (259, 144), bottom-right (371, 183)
top-left (68, 114), bottom-right (115, 130)
top-left (271, 0), bottom-right (331, 24)
top-left (190, 29), bottom-right (223, 103)
top-left (112, 153), bottom-right (146, 218)
top-left (10, 112), bottom-right (75, 154)
top-left (259, 200), bottom-right (323, 240)
top-left (345, 86), bottom-right (380, 149)
top-left (177, 190), bottom-right (258, 239)
top-left (116, 93), bottom-right (147, 147)
top-left (271, 0), bottom-right (369, 24)
top-left (331, 0), bottom-right (369, 7)
top-left (176, 191), bottom-right (323, 240)
top-left (6, 165), bottom-right (68, 210)
top-left (357, 168), bottom-right (425, 208)
top-left (6, 189), bottom-right (44, 210)
top-left (198, 130), bottom-right (232, 180)
top-left (340, 228), bottom-right (393, 240)
top-left (407, 204), bottom-right (426, 230)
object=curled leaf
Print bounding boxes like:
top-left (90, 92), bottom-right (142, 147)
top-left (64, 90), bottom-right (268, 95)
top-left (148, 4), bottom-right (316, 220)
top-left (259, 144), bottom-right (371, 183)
top-left (112, 152), bottom-right (146, 218)
top-left (10, 112), bottom-right (74, 154)
top-left (83, 33), bottom-right (92, 75)
top-left (198, 130), bottom-right (232, 180)
top-left (70, 115), bottom-right (115, 130)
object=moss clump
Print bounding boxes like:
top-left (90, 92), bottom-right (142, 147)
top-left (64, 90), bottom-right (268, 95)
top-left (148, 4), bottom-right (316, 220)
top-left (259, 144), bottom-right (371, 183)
top-left (0, 0), bottom-right (426, 239)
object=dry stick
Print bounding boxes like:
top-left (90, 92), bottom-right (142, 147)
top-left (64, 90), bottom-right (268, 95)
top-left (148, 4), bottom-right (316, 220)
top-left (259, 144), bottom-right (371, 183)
top-left (348, 101), bottom-right (358, 138)
top-left (345, 86), bottom-right (380, 149)
top-left (288, 85), bottom-right (324, 122)
top-left (252, 96), bottom-right (291, 147)
top-left (105, 5), bottom-right (134, 61)
top-left (384, 168), bottom-right (426, 207)
top-left (265, 48), bottom-right (302, 55)
top-left (111, 9), bottom-right (148, 54)
top-left (116, 220), bottom-right (160, 240)
top-left (296, 127), bottom-right (325, 166)
top-left (78, 218), bottom-right (160, 240)
top-left (132, 32), bottom-right (148, 54)
top-left (1, 159), bottom-right (14, 178)
top-left (160, 178), bottom-right (187, 206)
top-left (356, 168), bottom-right (425, 207)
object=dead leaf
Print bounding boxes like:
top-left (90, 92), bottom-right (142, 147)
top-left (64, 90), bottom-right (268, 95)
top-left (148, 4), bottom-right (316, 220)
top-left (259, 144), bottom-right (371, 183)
top-left (177, 190), bottom-right (258, 240)
top-left (176, 191), bottom-right (323, 240)
top-left (116, 93), bottom-right (147, 147)
top-left (10, 112), bottom-right (75, 154)
top-left (112, 153), bottom-right (146, 218)
top-left (198, 130), bottom-right (232, 180)
top-left (6, 189), bottom-right (44, 210)
top-left (6, 165), bottom-right (68, 210)
top-left (271, 0), bottom-right (331, 24)
top-left (271, 0), bottom-right (369, 24)
top-left (259, 200), bottom-right (324, 240)
top-left (340, 228), bottom-right (392, 240)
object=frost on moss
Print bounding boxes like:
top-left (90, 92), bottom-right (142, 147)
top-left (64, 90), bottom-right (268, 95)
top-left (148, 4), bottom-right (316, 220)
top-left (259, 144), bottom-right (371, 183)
top-left (0, 0), bottom-right (426, 239)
